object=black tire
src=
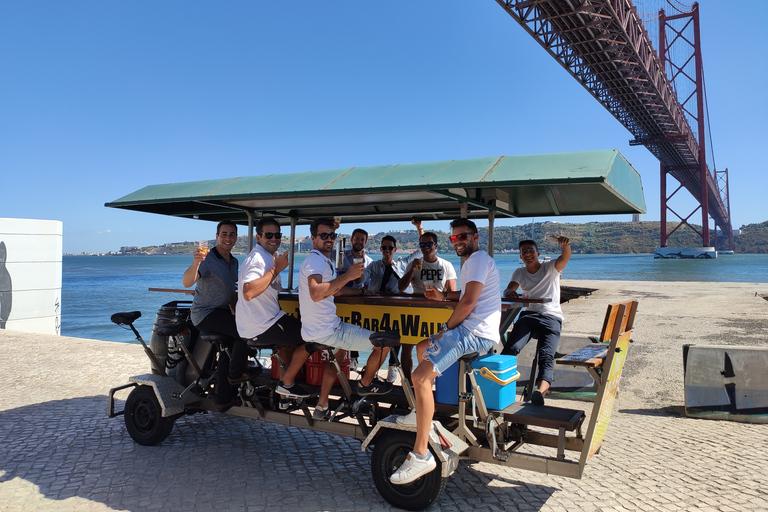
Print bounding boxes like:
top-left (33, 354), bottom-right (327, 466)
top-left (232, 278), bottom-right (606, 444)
top-left (370, 430), bottom-right (446, 511)
top-left (124, 385), bottom-right (175, 446)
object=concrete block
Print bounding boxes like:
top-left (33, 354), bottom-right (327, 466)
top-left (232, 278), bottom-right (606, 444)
top-left (683, 344), bottom-right (768, 422)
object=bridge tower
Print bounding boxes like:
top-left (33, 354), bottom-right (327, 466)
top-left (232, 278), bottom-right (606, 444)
top-left (657, 3), bottom-right (732, 251)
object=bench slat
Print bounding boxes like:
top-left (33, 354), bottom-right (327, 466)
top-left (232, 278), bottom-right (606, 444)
top-left (501, 402), bottom-right (584, 431)
top-left (556, 344), bottom-right (609, 368)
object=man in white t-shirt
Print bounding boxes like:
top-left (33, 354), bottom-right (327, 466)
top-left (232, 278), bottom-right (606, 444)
top-left (395, 230), bottom-right (458, 379)
top-left (236, 218), bottom-right (311, 401)
top-left (299, 218), bottom-right (397, 420)
top-left (502, 235), bottom-right (572, 406)
top-left (390, 218), bottom-right (501, 485)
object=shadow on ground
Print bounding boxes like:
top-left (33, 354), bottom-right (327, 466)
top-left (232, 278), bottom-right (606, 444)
top-left (619, 405), bottom-right (685, 417)
top-left (1, 396), bottom-right (558, 511)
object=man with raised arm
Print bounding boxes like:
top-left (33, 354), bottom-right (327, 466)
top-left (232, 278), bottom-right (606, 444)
top-left (299, 217), bottom-right (396, 421)
top-left (396, 230), bottom-right (457, 380)
top-left (501, 235), bottom-right (572, 406)
top-left (337, 227), bottom-right (374, 371)
top-left (390, 218), bottom-right (501, 484)
top-left (235, 217), bottom-right (311, 401)
top-left (183, 220), bottom-right (243, 409)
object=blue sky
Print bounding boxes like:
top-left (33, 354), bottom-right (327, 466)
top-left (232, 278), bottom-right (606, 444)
top-left (2, 1), bottom-right (766, 253)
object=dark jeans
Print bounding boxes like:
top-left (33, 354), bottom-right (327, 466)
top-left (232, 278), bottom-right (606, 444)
top-left (502, 311), bottom-right (562, 385)
top-left (248, 315), bottom-right (304, 347)
top-left (195, 308), bottom-right (247, 401)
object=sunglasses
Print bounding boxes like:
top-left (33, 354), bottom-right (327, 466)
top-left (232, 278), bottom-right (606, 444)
top-left (449, 232), bottom-right (474, 243)
top-left (261, 232), bottom-right (282, 239)
top-left (318, 232), bottom-right (338, 240)
top-left (418, 242), bottom-right (435, 248)
top-left (380, 245), bottom-right (395, 251)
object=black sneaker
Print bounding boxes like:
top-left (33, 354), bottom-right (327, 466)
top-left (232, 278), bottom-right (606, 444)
top-left (276, 381), bottom-right (311, 398)
top-left (358, 379), bottom-right (393, 396)
top-left (278, 397), bottom-right (292, 410)
top-left (531, 390), bottom-right (545, 406)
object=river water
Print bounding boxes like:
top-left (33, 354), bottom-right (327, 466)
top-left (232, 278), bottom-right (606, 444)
top-left (62, 252), bottom-right (767, 343)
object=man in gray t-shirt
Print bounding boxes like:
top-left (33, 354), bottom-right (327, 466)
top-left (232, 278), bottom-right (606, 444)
top-left (502, 235), bottom-right (571, 406)
top-left (183, 220), bottom-right (243, 408)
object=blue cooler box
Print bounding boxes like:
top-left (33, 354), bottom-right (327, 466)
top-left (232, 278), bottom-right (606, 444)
top-left (434, 354), bottom-right (519, 410)
top-left (471, 354), bottom-right (519, 411)
top-left (434, 360), bottom-right (467, 406)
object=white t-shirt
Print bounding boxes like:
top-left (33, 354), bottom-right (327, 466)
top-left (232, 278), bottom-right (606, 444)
top-left (299, 249), bottom-right (341, 341)
top-left (459, 250), bottom-right (501, 343)
top-left (511, 259), bottom-right (563, 321)
top-left (235, 244), bottom-right (285, 338)
top-left (404, 257), bottom-right (457, 294)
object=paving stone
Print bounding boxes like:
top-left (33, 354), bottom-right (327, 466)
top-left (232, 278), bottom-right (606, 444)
top-left (3, 281), bottom-right (768, 511)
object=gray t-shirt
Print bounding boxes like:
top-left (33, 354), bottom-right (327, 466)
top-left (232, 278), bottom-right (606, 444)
top-left (190, 247), bottom-right (239, 326)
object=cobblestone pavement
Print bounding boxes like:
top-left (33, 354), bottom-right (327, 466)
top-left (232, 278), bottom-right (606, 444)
top-left (2, 281), bottom-right (767, 511)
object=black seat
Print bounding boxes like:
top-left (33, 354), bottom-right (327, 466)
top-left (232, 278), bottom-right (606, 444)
top-left (304, 342), bottom-right (335, 354)
top-left (369, 330), bottom-right (400, 348)
top-left (155, 322), bottom-right (190, 337)
top-left (111, 311), bottom-right (141, 325)
top-left (459, 352), bottom-right (479, 363)
top-left (198, 332), bottom-right (230, 343)
top-left (245, 336), bottom-right (276, 350)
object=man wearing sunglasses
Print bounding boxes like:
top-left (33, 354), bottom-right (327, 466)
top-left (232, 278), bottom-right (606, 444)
top-left (391, 218), bottom-right (501, 485)
top-left (360, 219), bottom-right (424, 294)
top-left (395, 231), bottom-right (458, 379)
top-left (299, 217), bottom-right (397, 420)
top-left (501, 235), bottom-right (571, 406)
top-left (236, 217), bottom-right (312, 402)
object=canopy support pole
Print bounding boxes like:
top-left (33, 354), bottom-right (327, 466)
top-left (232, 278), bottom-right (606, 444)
top-left (488, 209), bottom-right (495, 257)
top-left (288, 217), bottom-right (297, 290)
top-left (245, 211), bottom-right (254, 251)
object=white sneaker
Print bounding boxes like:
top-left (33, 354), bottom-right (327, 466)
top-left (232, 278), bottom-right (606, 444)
top-left (389, 451), bottom-right (436, 485)
top-left (386, 365), bottom-right (398, 383)
top-left (395, 409), bottom-right (417, 426)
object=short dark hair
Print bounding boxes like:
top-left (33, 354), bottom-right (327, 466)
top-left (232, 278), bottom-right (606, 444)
top-left (351, 228), bottom-right (369, 240)
top-left (421, 231), bottom-right (438, 244)
top-left (449, 218), bottom-right (477, 234)
top-left (256, 217), bottom-right (280, 235)
top-left (382, 235), bottom-right (397, 247)
top-left (518, 239), bottom-right (538, 250)
top-left (216, 220), bottom-right (237, 234)
top-left (310, 218), bottom-right (336, 237)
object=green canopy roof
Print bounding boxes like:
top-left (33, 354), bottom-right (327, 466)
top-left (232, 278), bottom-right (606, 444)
top-left (105, 149), bottom-right (645, 225)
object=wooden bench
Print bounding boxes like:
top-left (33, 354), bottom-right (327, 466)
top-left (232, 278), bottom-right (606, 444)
top-left (556, 300), bottom-right (638, 384)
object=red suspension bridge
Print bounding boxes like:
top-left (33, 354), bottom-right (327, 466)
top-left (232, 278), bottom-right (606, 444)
top-left (493, 0), bottom-right (732, 251)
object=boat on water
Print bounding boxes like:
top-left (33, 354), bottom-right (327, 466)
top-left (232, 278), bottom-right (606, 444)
top-left (653, 247), bottom-right (717, 259)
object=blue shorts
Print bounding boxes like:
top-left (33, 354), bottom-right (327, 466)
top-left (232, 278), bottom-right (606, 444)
top-left (310, 322), bottom-right (375, 352)
top-left (422, 323), bottom-right (494, 376)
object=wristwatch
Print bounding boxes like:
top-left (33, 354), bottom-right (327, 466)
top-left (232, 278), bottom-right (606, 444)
top-left (443, 290), bottom-right (448, 300)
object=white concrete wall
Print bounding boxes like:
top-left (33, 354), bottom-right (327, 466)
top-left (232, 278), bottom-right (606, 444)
top-left (0, 218), bottom-right (62, 335)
